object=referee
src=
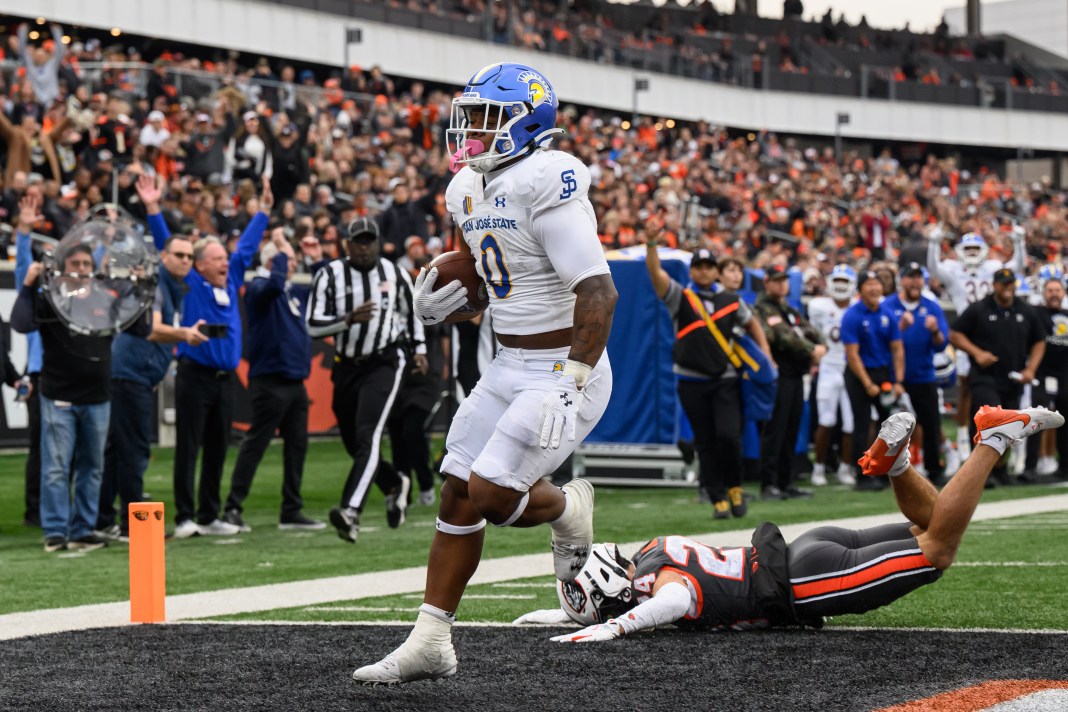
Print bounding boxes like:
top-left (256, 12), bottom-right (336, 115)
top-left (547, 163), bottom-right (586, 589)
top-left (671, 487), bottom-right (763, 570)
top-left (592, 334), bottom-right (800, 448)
top-left (307, 217), bottom-right (427, 543)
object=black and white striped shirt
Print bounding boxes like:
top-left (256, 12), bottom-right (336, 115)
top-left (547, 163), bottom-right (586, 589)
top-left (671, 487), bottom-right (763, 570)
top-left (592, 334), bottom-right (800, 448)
top-left (306, 257), bottom-right (425, 360)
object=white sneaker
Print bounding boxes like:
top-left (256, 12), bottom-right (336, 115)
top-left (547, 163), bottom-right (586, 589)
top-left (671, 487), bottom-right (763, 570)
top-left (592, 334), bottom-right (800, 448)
top-left (956, 428), bottom-right (972, 459)
top-left (835, 464), bottom-right (857, 486)
top-left (943, 444), bottom-right (961, 476)
top-left (173, 520), bottom-right (200, 539)
top-left (550, 478), bottom-right (594, 582)
top-left (353, 640), bottom-right (457, 686)
top-left (418, 490), bottom-right (436, 507)
top-left (1037, 456), bottom-right (1059, 476)
top-left (94, 524), bottom-right (129, 543)
top-left (198, 519), bottom-right (241, 536)
top-left (810, 465), bottom-right (827, 487)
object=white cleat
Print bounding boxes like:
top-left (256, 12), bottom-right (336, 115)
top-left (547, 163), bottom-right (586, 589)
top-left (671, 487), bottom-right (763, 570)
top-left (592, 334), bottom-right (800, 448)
top-left (353, 640), bottom-right (457, 687)
top-left (810, 467), bottom-right (828, 487)
top-left (974, 406), bottom-right (1065, 450)
top-left (858, 412), bottom-right (917, 478)
top-left (551, 478), bottom-right (595, 582)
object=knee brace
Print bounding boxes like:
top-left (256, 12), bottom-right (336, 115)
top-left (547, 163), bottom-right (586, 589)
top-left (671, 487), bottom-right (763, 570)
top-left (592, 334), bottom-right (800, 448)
top-left (493, 492), bottom-right (529, 528)
top-left (435, 518), bottom-right (487, 536)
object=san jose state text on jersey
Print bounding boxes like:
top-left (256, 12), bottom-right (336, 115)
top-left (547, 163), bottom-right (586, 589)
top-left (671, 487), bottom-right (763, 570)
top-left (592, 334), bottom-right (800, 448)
top-left (460, 216), bottom-right (519, 233)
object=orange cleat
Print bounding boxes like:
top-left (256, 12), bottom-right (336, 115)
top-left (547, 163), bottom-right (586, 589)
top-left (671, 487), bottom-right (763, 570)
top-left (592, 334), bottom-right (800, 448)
top-left (973, 405), bottom-right (1065, 452)
top-left (858, 412), bottom-right (916, 477)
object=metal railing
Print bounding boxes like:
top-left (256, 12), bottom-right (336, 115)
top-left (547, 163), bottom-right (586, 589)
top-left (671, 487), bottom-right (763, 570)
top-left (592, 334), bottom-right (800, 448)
top-left (0, 60), bottom-right (381, 114)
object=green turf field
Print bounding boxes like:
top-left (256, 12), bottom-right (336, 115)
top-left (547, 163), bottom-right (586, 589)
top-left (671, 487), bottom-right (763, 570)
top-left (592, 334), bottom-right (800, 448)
top-left (1, 438), bottom-right (1066, 626)
top-left (204, 511), bottom-right (1068, 630)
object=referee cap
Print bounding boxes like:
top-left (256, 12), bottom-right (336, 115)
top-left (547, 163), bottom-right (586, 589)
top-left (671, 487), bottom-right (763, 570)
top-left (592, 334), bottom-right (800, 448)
top-left (346, 217), bottom-right (380, 241)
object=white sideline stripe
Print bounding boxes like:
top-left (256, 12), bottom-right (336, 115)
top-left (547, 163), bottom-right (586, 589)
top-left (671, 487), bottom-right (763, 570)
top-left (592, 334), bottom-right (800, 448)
top-left (169, 620), bottom-right (1068, 635)
top-left (830, 625), bottom-right (1068, 635)
top-left (2, 493), bottom-right (1067, 641)
top-left (953, 561), bottom-right (1067, 567)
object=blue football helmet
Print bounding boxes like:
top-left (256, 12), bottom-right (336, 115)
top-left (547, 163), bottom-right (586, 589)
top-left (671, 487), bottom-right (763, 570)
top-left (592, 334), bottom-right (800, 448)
top-left (933, 346), bottom-right (957, 387)
top-left (827, 264), bottom-right (857, 301)
top-left (1038, 264), bottom-right (1064, 286)
top-left (447, 62), bottom-right (563, 174)
top-left (955, 233), bottom-right (988, 268)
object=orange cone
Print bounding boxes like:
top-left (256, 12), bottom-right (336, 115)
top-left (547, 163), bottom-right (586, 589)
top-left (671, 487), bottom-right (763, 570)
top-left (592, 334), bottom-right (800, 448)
top-left (129, 502), bottom-right (166, 623)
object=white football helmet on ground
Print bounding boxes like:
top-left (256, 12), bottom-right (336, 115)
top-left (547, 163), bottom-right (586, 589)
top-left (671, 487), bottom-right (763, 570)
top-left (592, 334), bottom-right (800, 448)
top-left (557, 543), bottom-right (635, 625)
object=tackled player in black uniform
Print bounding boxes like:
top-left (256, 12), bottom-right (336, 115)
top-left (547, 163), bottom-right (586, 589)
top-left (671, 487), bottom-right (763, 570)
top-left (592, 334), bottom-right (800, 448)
top-left (521, 405), bottom-right (1063, 640)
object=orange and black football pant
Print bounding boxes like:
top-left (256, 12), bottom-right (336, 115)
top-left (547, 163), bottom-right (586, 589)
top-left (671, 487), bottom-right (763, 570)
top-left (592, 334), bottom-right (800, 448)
top-left (787, 523), bottom-right (942, 618)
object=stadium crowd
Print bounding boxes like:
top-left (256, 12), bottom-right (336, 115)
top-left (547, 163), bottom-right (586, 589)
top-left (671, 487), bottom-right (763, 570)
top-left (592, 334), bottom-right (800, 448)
top-left (376, 0), bottom-right (1066, 96)
top-left (4, 16), bottom-right (1067, 551)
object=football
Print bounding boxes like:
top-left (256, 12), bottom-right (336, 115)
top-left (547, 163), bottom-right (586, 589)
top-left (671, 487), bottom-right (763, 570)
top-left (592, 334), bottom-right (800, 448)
top-left (429, 250), bottom-right (490, 323)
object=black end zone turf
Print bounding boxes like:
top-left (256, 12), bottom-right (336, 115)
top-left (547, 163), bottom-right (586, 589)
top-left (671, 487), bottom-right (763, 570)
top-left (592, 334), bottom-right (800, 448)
top-left (2, 625), bottom-right (1065, 711)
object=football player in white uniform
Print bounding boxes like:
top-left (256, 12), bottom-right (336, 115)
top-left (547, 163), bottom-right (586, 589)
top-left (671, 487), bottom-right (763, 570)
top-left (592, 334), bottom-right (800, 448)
top-left (807, 264), bottom-right (858, 486)
top-left (927, 225), bottom-right (1026, 457)
top-left (353, 62), bottom-right (617, 686)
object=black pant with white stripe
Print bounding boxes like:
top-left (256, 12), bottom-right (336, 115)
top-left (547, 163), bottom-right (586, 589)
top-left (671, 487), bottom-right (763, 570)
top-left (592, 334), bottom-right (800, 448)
top-left (332, 348), bottom-right (405, 512)
top-left (787, 522), bottom-right (942, 618)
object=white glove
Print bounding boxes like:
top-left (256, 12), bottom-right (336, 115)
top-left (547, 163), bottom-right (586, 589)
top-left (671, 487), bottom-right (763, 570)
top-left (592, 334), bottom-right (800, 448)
top-left (512, 608), bottom-right (576, 626)
top-left (412, 267), bottom-right (468, 325)
top-left (550, 620), bottom-right (623, 643)
top-left (1011, 223), bottom-right (1026, 241)
top-left (538, 375), bottom-right (581, 449)
top-left (928, 224), bottom-right (945, 243)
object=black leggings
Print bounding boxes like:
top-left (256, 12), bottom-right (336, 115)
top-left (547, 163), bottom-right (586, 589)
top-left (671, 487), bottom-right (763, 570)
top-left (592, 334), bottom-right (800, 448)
top-left (788, 523), bottom-right (942, 618)
top-left (677, 377), bottom-right (743, 501)
top-left (389, 404), bottom-right (434, 494)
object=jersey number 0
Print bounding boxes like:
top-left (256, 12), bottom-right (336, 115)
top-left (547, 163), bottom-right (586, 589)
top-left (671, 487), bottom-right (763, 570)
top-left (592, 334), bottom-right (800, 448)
top-left (480, 233), bottom-right (512, 299)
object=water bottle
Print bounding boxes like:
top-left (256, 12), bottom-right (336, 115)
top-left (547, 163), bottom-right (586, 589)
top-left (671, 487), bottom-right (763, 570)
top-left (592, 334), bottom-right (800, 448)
top-left (879, 382), bottom-right (897, 410)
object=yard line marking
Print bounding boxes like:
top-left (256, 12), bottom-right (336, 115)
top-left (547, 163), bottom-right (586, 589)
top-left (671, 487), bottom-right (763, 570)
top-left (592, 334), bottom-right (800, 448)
top-left (400, 593), bottom-right (535, 600)
top-left (492, 582), bottom-right (556, 588)
top-left (302, 606), bottom-right (421, 613)
top-left (3, 493), bottom-right (1067, 640)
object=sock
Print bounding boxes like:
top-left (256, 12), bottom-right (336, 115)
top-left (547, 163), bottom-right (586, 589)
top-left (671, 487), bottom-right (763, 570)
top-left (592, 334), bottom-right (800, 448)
top-left (549, 488), bottom-right (574, 531)
top-left (408, 605), bottom-right (454, 648)
top-left (418, 603), bottom-right (455, 625)
top-left (889, 453), bottom-right (911, 477)
top-left (979, 434), bottom-right (1011, 457)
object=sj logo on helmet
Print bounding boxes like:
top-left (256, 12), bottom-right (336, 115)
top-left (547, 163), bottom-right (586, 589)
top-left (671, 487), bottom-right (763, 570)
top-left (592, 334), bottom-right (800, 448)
top-left (517, 70), bottom-right (552, 107)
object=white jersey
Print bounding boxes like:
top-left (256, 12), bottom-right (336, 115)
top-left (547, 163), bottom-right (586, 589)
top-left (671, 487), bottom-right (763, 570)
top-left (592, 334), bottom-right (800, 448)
top-left (928, 239), bottom-right (1024, 314)
top-left (807, 296), bottom-right (850, 372)
top-left (445, 150), bottom-right (609, 336)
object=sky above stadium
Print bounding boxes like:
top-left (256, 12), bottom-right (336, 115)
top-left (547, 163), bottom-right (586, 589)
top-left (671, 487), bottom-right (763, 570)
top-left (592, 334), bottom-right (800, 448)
top-left (617, 1), bottom-right (968, 34)
top-left (754, 0), bottom-right (962, 32)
